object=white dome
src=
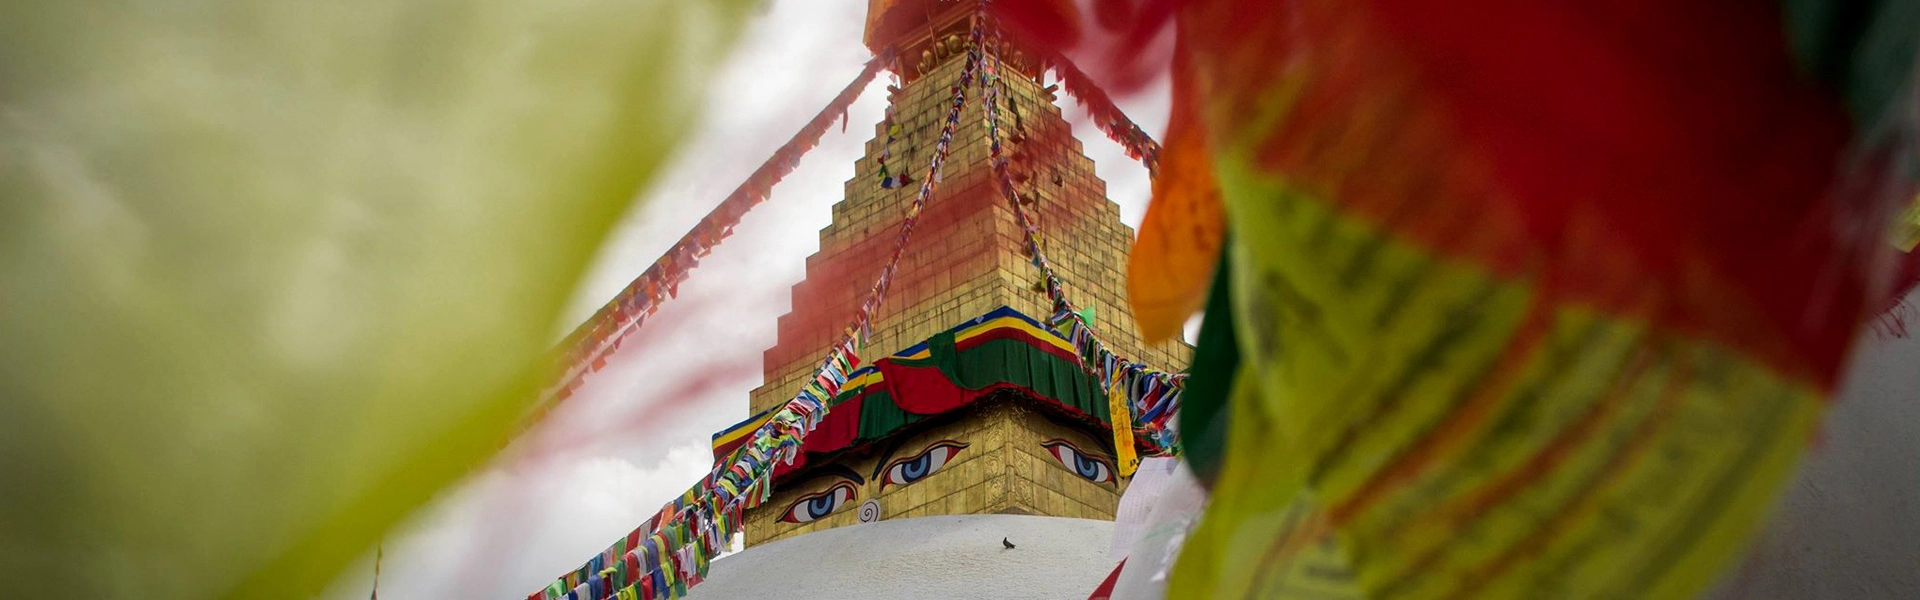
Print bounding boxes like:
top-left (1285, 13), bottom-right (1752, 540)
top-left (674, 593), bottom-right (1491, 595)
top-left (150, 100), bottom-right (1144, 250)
top-left (683, 515), bottom-right (1117, 600)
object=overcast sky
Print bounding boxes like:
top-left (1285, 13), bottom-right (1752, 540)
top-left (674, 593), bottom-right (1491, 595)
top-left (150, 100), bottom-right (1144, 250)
top-left (316, 1), bottom-right (1168, 598)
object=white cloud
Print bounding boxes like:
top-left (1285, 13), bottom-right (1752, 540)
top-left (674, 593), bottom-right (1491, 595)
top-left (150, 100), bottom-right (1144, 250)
top-left (318, 2), bottom-right (1173, 598)
top-left (318, 446), bottom-right (716, 599)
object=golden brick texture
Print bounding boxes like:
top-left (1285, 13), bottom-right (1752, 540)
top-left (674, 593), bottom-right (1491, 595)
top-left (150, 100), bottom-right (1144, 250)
top-left (742, 46), bottom-right (1187, 547)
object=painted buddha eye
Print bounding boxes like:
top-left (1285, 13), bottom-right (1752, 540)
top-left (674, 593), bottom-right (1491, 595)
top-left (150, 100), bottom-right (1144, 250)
top-left (880, 440), bottom-right (968, 489)
top-left (1041, 439), bottom-right (1114, 484)
top-left (779, 482), bottom-right (856, 524)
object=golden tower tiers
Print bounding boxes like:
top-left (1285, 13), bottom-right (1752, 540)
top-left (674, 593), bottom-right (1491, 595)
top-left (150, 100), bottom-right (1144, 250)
top-left (712, 3), bottom-right (1187, 547)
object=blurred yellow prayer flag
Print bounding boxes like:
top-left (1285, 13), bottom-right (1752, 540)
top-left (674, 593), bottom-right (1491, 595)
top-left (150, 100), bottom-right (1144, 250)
top-left (0, 1), bottom-right (751, 598)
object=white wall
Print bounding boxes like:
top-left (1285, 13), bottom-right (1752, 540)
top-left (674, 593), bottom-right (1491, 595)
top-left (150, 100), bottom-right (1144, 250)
top-left (1709, 291), bottom-right (1920, 599)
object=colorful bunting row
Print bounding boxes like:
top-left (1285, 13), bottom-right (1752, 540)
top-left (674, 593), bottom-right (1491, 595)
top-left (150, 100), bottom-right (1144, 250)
top-left (876, 105), bottom-right (915, 189)
top-left (532, 56), bottom-right (889, 420)
top-left (1049, 54), bottom-right (1163, 176)
top-left (526, 16), bottom-right (990, 600)
top-left (980, 32), bottom-right (1186, 462)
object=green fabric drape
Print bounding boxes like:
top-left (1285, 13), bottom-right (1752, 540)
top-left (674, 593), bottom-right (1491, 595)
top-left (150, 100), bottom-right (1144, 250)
top-left (829, 334), bottom-right (1106, 449)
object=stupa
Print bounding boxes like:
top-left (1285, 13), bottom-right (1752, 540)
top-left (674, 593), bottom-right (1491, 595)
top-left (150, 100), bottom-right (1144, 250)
top-left (708, 0), bottom-right (1187, 555)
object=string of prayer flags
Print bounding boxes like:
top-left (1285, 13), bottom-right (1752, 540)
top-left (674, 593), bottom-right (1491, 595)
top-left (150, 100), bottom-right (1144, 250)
top-left (527, 15), bottom-right (990, 599)
top-left (1048, 54), bottom-right (1162, 176)
top-left (877, 106), bottom-right (915, 190)
top-left (978, 30), bottom-right (1186, 463)
top-left (1050, 303), bottom-right (1187, 457)
top-left (535, 55), bottom-right (889, 419)
top-left (878, 106), bottom-right (897, 188)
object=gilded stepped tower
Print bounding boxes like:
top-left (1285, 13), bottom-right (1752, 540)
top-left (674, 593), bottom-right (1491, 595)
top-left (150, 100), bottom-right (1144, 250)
top-left (719, 0), bottom-right (1188, 548)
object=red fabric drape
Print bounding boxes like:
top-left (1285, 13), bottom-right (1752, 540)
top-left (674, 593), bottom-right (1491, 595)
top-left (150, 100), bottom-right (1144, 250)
top-left (874, 356), bottom-right (972, 415)
top-left (801, 395), bottom-right (865, 453)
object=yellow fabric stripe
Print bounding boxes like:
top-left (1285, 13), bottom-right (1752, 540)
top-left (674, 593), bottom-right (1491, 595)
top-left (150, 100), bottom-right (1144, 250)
top-left (712, 411), bottom-right (775, 450)
top-left (842, 369), bottom-right (885, 390)
top-left (895, 315), bottom-right (1072, 360)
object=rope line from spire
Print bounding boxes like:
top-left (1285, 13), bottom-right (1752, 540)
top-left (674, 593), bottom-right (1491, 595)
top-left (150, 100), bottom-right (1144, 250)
top-left (528, 57), bottom-right (888, 426)
top-left (980, 23), bottom-right (1186, 469)
top-left (1048, 53), bottom-right (1164, 177)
